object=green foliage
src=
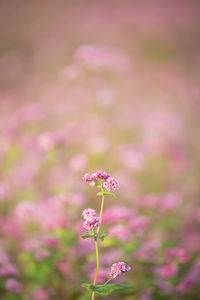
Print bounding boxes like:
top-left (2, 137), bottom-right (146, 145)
top-left (55, 228), bottom-right (77, 247)
top-left (97, 231), bottom-right (108, 241)
top-left (97, 191), bottom-right (117, 199)
top-left (81, 233), bottom-right (96, 239)
top-left (77, 291), bottom-right (92, 300)
top-left (82, 283), bottom-right (134, 296)
top-left (81, 231), bottom-right (108, 241)
top-left (123, 240), bottom-right (140, 255)
top-left (2, 295), bottom-right (23, 300)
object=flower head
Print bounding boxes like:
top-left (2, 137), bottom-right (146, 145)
top-left (5, 279), bottom-right (22, 293)
top-left (93, 171), bottom-right (110, 180)
top-left (82, 208), bottom-right (97, 219)
top-left (83, 216), bottom-right (100, 231)
top-left (160, 264), bottom-right (178, 278)
top-left (83, 171), bottom-right (110, 186)
top-left (83, 173), bottom-right (92, 182)
top-left (103, 177), bottom-right (119, 191)
top-left (166, 247), bottom-right (190, 264)
top-left (109, 262), bottom-right (131, 278)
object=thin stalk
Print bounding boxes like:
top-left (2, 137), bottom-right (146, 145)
top-left (91, 238), bottom-right (99, 300)
top-left (91, 191), bottom-right (104, 300)
top-left (97, 189), bottom-right (104, 234)
top-left (103, 277), bottom-right (112, 285)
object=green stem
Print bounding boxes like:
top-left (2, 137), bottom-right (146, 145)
top-left (97, 189), bottom-right (104, 234)
top-left (91, 191), bottom-right (104, 300)
top-left (103, 277), bottom-right (112, 285)
top-left (93, 239), bottom-right (99, 286)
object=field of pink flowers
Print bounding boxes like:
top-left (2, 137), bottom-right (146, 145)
top-left (0, 1), bottom-right (200, 299)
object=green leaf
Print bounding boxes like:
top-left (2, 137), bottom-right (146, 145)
top-left (97, 191), bottom-right (117, 199)
top-left (81, 233), bottom-right (95, 239)
top-left (82, 283), bottom-right (134, 296)
top-left (98, 231), bottom-right (108, 241)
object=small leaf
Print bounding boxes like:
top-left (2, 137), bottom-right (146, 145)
top-left (98, 231), bottom-right (108, 241)
top-left (82, 283), bottom-right (92, 290)
top-left (81, 233), bottom-right (95, 239)
top-left (88, 283), bottom-right (134, 296)
top-left (97, 191), bottom-right (117, 199)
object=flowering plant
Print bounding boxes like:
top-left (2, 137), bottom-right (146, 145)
top-left (81, 171), bottom-right (132, 299)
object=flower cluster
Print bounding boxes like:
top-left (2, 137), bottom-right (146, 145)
top-left (109, 262), bottom-right (131, 278)
top-left (82, 208), bottom-right (96, 219)
top-left (83, 171), bottom-right (119, 191)
top-left (82, 208), bottom-right (100, 231)
top-left (103, 177), bottom-right (119, 191)
top-left (166, 247), bottom-right (190, 264)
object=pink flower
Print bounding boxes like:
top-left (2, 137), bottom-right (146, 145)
top-left (37, 131), bottom-right (65, 151)
top-left (93, 171), bottom-right (110, 180)
top-left (83, 216), bottom-right (100, 231)
top-left (160, 193), bottom-right (181, 211)
top-left (103, 205), bottom-right (132, 224)
top-left (166, 247), bottom-right (190, 264)
top-left (130, 215), bottom-right (150, 232)
top-left (103, 177), bottom-right (119, 191)
top-left (160, 264), bottom-right (178, 278)
top-left (90, 268), bottom-right (108, 283)
top-left (83, 173), bottom-right (92, 182)
top-left (5, 279), bottom-right (22, 293)
top-left (176, 279), bottom-right (194, 292)
top-left (109, 262), bottom-right (131, 278)
top-left (0, 265), bottom-right (18, 277)
top-left (31, 287), bottom-right (50, 300)
top-left (109, 225), bottom-right (131, 242)
top-left (34, 249), bottom-right (51, 261)
top-left (57, 260), bottom-right (71, 276)
top-left (83, 171), bottom-right (110, 185)
top-left (82, 208), bottom-right (97, 219)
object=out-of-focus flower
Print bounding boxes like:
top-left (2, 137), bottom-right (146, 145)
top-left (166, 247), bottom-right (190, 263)
top-left (109, 225), bottom-right (131, 242)
top-left (31, 287), bottom-right (50, 300)
top-left (139, 296), bottom-right (153, 300)
top-left (82, 208), bottom-right (97, 219)
top-left (74, 45), bottom-right (130, 72)
top-left (101, 250), bottom-right (123, 265)
top-left (160, 264), bottom-right (178, 278)
top-left (0, 249), bottom-right (10, 266)
top-left (176, 279), bottom-right (194, 292)
top-left (109, 262), bottom-right (131, 278)
top-left (0, 264), bottom-right (18, 277)
top-left (130, 215), bottom-right (150, 232)
top-left (134, 240), bottom-right (161, 262)
top-left (0, 182), bottom-right (9, 200)
top-left (83, 216), bottom-right (100, 231)
top-left (69, 154), bottom-right (88, 171)
top-left (103, 177), bottom-right (119, 191)
top-left (155, 279), bottom-right (173, 294)
top-left (15, 201), bottom-right (38, 223)
top-left (176, 258), bottom-right (200, 292)
top-left (42, 236), bottom-right (59, 248)
top-left (37, 131), bottom-right (65, 151)
top-left (118, 145), bottom-right (146, 171)
top-left (57, 260), bottom-right (71, 276)
top-left (90, 268), bottom-right (108, 283)
top-left (103, 205), bottom-right (133, 224)
top-left (139, 194), bottom-right (160, 208)
top-left (5, 279), bottom-right (22, 293)
top-left (160, 193), bottom-right (182, 211)
top-left (34, 249), bottom-right (51, 261)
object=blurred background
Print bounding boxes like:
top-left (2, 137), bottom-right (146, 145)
top-left (0, 0), bottom-right (200, 299)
